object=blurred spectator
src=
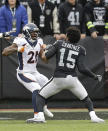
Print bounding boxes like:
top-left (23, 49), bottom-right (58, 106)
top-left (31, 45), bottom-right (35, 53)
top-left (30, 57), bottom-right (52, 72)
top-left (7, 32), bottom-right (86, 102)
top-left (84, 0), bottom-right (108, 38)
top-left (0, 0), bottom-right (5, 7)
top-left (0, 0), bottom-right (28, 36)
top-left (78, 0), bottom-right (91, 7)
top-left (104, 0), bottom-right (108, 6)
top-left (29, 0), bottom-right (59, 37)
top-left (48, 0), bottom-right (65, 8)
top-left (58, 0), bottom-right (86, 39)
top-left (20, 0), bottom-right (32, 23)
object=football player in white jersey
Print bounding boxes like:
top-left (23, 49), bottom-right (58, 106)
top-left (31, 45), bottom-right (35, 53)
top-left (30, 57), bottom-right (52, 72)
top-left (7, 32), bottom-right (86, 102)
top-left (2, 23), bottom-right (53, 122)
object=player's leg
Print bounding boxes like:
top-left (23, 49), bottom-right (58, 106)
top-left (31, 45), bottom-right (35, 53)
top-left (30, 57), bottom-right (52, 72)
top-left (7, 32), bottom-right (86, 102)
top-left (36, 77), bottom-right (68, 112)
top-left (35, 72), bottom-right (54, 117)
top-left (82, 96), bottom-right (104, 123)
top-left (17, 72), bottom-right (45, 121)
top-left (35, 72), bottom-right (49, 87)
top-left (17, 72), bottom-right (41, 92)
top-left (39, 77), bottom-right (65, 99)
top-left (69, 76), bottom-right (104, 123)
top-left (35, 78), bottom-right (63, 122)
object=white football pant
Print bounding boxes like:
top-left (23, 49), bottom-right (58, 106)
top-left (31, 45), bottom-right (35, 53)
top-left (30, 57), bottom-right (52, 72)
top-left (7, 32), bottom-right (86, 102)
top-left (17, 71), bottom-right (48, 93)
top-left (39, 75), bottom-right (88, 100)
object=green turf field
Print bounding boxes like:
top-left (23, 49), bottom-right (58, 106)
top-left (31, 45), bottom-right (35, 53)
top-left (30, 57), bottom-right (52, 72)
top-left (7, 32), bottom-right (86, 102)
top-left (0, 120), bottom-right (108, 131)
top-left (0, 109), bottom-right (108, 131)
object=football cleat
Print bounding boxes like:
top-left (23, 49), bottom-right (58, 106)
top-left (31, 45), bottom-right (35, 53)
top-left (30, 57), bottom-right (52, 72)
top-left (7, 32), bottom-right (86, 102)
top-left (91, 116), bottom-right (105, 123)
top-left (89, 111), bottom-right (105, 123)
top-left (26, 112), bottom-right (46, 123)
top-left (43, 105), bottom-right (54, 118)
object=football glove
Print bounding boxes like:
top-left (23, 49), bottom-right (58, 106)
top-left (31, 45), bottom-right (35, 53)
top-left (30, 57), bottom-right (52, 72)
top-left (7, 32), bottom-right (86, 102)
top-left (3, 32), bottom-right (10, 37)
top-left (0, 32), bottom-right (10, 38)
top-left (95, 75), bottom-right (102, 82)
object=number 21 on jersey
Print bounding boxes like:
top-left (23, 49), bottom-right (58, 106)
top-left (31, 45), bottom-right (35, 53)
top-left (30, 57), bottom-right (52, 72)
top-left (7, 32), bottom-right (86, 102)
top-left (59, 48), bottom-right (79, 69)
top-left (27, 51), bottom-right (38, 64)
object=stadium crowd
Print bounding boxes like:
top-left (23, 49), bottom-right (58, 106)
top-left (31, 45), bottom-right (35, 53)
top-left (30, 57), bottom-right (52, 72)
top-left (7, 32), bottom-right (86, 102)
top-left (0, 0), bottom-right (108, 38)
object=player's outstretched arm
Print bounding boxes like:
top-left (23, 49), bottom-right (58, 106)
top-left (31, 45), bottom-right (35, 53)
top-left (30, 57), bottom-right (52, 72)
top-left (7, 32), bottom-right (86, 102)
top-left (2, 43), bottom-right (18, 56)
top-left (77, 54), bottom-right (102, 81)
top-left (40, 42), bottom-right (57, 63)
top-left (39, 44), bottom-right (48, 63)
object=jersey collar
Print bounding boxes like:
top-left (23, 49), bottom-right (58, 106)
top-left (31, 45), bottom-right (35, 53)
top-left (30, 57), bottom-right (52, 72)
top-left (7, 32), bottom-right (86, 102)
top-left (26, 38), bottom-right (37, 48)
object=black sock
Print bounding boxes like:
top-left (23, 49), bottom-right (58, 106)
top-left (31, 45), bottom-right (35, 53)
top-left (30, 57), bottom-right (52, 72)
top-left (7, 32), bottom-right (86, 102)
top-left (32, 90), bottom-right (39, 113)
top-left (36, 93), bottom-right (46, 112)
top-left (82, 96), bottom-right (94, 112)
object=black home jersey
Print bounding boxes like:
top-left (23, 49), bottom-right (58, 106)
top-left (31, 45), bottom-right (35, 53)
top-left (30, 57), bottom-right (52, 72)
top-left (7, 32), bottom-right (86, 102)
top-left (45, 40), bottom-right (96, 78)
top-left (84, 1), bottom-right (108, 35)
top-left (58, 2), bottom-right (85, 34)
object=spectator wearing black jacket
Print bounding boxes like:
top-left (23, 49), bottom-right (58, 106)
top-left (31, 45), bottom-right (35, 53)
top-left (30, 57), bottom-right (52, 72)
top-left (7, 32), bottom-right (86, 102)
top-left (48, 0), bottom-right (65, 8)
top-left (78, 0), bottom-right (91, 7)
top-left (58, 0), bottom-right (86, 39)
top-left (84, 0), bottom-right (108, 38)
top-left (29, 0), bottom-right (59, 37)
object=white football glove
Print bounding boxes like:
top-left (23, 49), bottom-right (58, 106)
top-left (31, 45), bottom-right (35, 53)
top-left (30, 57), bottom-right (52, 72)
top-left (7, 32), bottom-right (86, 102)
top-left (0, 32), bottom-right (10, 38)
top-left (0, 33), bottom-right (3, 38)
top-left (96, 75), bottom-right (102, 82)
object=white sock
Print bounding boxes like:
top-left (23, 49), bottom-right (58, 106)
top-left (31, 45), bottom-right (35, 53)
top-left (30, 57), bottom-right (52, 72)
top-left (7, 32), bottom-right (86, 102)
top-left (43, 105), bottom-right (47, 111)
top-left (34, 113), bottom-right (38, 118)
top-left (89, 111), bottom-right (97, 118)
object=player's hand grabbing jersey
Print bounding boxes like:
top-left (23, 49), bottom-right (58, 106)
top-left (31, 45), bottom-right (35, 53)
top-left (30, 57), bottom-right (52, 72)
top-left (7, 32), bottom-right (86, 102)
top-left (13, 37), bottom-right (44, 73)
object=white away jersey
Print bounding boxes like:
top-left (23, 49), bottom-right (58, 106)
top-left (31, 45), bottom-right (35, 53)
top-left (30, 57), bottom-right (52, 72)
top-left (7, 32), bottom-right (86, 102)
top-left (13, 37), bottom-right (43, 73)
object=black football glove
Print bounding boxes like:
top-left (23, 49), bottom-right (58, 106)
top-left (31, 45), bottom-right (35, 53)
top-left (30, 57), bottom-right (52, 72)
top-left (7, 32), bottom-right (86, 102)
top-left (94, 75), bottom-right (102, 82)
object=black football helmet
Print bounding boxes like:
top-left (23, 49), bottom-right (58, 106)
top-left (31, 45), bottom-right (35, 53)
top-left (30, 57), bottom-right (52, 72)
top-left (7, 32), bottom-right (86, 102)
top-left (22, 23), bottom-right (40, 41)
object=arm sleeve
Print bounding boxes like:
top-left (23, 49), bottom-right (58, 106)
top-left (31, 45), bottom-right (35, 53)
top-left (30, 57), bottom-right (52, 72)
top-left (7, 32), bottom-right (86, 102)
top-left (84, 4), bottom-right (96, 34)
top-left (58, 4), bottom-right (66, 33)
top-left (52, 7), bottom-right (60, 34)
top-left (105, 7), bottom-right (108, 34)
top-left (21, 6), bottom-right (28, 28)
top-left (77, 48), bottom-right (96, 78)
top-left (45, 41), bottom-right (58, 59)
top-left (80, 6), bottom-right (86, 34)
top-left (0, 7), bottom-right (7, 32)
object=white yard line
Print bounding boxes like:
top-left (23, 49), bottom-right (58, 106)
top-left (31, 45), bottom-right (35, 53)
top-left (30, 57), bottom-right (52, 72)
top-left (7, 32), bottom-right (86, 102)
top-left (0, 108), bottom-right (108, 113)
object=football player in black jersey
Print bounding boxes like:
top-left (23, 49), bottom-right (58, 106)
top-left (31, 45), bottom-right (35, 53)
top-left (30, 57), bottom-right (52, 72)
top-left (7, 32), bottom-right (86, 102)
top-left (27, 26), bottom-right (105, 123)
